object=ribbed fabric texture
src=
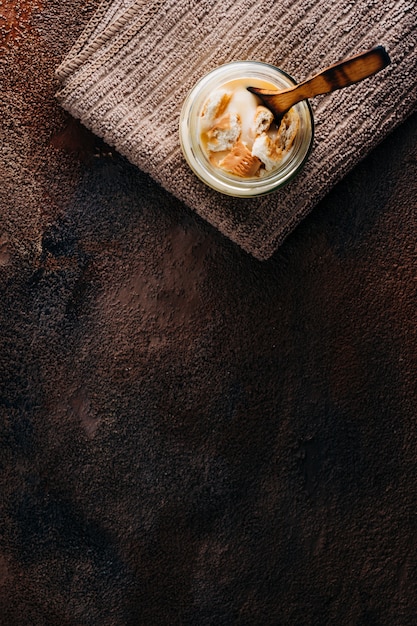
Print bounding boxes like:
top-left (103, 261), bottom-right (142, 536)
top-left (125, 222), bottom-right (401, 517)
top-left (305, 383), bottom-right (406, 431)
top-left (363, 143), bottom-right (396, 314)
top-left (56, 0), bottom-right (416, 259)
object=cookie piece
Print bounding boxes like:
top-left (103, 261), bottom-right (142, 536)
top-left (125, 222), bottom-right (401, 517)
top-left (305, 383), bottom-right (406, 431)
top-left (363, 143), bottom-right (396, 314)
top-left (276, 108), bottom-right (300, 153)
top-left (219, 141), bottom-right (261, 177)
top-left (253, 105), bottom-right (274, 135)
top-left (207, 112), bottom-right (241, 152)
top-left (200, 90), bottom-right (231, 125)
top-left (251, 133), bottom-right (283, 172)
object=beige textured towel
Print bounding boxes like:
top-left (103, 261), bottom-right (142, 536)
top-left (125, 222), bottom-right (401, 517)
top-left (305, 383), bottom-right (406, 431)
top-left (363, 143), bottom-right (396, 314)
top-left (56, 0), bottom-right (416, 260)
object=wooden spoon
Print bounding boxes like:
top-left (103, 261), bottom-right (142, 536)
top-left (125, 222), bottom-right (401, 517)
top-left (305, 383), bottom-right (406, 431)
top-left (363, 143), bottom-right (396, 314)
top-left (247, 46), bottom-right (390, 121)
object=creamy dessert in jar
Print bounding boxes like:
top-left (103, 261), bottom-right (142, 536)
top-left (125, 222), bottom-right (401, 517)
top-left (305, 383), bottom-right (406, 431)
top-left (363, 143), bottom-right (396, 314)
top-left (179, 61), bottom-right (314, 197)
top-left (199, 79), bottom-right (300, 179)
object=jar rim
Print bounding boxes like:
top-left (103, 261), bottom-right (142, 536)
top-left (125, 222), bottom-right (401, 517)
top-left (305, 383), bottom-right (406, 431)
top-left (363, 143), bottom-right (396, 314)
top-left (179, 61), bottom-right (314, 197)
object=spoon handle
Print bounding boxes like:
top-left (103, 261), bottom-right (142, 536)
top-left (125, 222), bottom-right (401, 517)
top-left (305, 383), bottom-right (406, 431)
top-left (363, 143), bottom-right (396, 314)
top-left (249, 46), bottom-right (391, 116)
top-left (294, 46), bottom-right (390, 99)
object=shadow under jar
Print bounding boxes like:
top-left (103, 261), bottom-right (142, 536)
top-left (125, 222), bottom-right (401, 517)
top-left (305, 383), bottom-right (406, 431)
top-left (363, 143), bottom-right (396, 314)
top-left (179, 61), bottom-right (314, 198)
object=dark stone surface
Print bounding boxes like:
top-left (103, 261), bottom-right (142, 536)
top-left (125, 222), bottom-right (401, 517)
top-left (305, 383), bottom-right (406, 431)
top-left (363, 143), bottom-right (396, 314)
top-left (1, 2), bottom-right (416, 624)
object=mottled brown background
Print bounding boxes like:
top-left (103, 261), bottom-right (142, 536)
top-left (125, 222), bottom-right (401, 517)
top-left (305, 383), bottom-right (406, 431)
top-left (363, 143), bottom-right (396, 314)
top-left (1, 2), bottom-right (416, 625)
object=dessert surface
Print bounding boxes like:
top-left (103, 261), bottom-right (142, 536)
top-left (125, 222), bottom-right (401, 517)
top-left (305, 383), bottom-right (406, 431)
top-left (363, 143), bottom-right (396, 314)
top-left (199, 79), bottom-right (300, 178)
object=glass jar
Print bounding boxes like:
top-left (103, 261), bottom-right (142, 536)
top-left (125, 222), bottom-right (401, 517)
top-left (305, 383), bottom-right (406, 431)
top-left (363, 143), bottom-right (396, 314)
top-left (179, 61), bottom-right (314, 198)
